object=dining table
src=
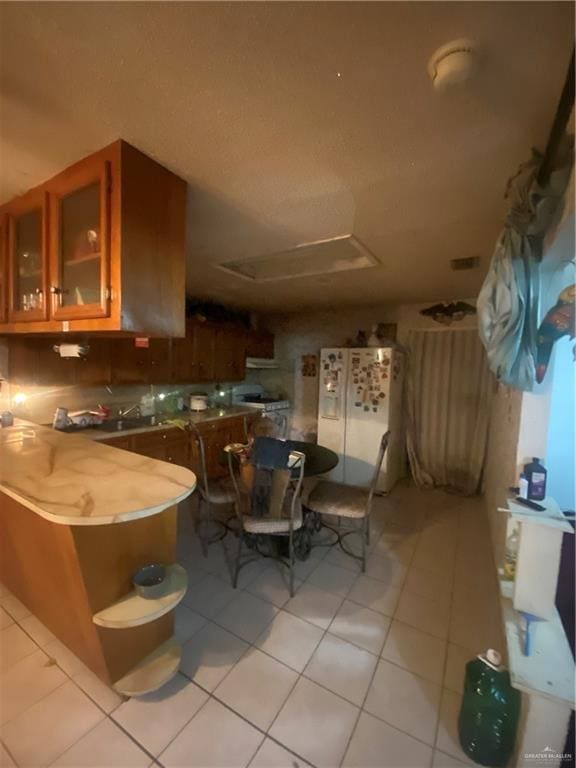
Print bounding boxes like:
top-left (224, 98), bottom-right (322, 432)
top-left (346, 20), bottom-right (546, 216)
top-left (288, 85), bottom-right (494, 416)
top-left (220, 438), bottom-right (340, 560)
top-left (280, 440), bottom-right (340, 560)
top-left (284, 440), bottom-right (339, 478)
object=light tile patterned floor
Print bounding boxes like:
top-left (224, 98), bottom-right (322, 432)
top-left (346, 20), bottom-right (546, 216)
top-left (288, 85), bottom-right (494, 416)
top-left (0, 483), bottom-right (503, 767)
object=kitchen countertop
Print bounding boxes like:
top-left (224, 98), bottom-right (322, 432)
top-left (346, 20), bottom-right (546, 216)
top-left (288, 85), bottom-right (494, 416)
top-left (0, 422), bottom-right (197, 526)
top-left (80, 406), bottom-right (256, 441)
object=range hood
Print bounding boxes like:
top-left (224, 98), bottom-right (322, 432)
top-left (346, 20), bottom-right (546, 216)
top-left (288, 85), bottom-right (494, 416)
top-left (246, 357), bottom-right (279, 369)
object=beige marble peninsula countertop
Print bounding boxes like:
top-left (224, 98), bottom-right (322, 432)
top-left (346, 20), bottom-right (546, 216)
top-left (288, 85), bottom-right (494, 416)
top-left (0, 423), bottom-right (197, 526)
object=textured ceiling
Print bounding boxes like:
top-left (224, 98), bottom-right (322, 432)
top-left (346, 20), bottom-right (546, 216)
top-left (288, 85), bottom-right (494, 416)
top-left (0, 2), bottom-right (573, 312)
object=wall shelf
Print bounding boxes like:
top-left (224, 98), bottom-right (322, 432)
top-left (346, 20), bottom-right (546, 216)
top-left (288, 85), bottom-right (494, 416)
top-left (499, 578), bottom-right (575, 706)
top-left (64, 253), bottom-right (101, 266)
top-left (113, 637), bottom-right (181, 696)
top-left (93, 563), bottom-right (187, 629)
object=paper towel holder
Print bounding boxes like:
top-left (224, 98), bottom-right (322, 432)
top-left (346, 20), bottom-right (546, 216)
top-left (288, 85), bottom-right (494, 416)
top-left (53, 343), bottom-right (90, 359)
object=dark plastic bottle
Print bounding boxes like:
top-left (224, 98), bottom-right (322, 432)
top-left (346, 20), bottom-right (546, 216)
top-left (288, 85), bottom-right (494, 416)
top-left (524, 457), bottom-right (547, 501)
top-left (458, 650), bottom-right (521, 767)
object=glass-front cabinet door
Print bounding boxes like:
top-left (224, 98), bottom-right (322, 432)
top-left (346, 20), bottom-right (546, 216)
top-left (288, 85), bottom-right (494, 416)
top-left (49, 159), bottom-right (110, 321)
top-left (7, 190), bottom-right (49, 322)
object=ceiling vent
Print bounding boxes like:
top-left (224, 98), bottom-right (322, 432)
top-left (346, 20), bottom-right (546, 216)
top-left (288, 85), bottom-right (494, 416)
top-left (217, 235), bottom-right (379, 282)
top-left (450, 256), bottom-right (480, 271)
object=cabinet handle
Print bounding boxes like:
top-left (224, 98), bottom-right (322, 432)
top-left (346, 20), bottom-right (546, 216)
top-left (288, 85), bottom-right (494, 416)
top-left (50, 285), bottom-right (63, 308)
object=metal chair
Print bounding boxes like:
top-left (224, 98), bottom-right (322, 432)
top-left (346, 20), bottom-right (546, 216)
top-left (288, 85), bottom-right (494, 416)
top-left (305, 431), bottom-right (390, 571)
top-left (225, 439), bottom-right (306, 597)
top-left (189, 425), bottom-right (236, 554)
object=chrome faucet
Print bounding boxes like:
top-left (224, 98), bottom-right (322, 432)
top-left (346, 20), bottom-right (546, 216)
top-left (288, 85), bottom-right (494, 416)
top-left (118, 404), bottom-right (141, 419)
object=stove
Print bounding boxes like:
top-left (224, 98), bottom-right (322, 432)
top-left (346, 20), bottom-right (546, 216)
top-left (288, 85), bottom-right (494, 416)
top-left (231, 385), bottom-right (290, 413)
top-left (240, 397), bottom-right (291, 412)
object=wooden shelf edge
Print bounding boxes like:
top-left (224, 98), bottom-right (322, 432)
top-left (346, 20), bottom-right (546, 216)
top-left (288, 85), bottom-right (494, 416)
top-left (64, 252), bottom-right (101, 266)
top-left (113, 637), bottom-right (181, 697)
top-left (93, 564), bottom-right (187, 629)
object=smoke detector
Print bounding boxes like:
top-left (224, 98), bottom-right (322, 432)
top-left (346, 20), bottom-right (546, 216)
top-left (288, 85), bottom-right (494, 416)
top-left (428, 39), bottom-right (477, 91)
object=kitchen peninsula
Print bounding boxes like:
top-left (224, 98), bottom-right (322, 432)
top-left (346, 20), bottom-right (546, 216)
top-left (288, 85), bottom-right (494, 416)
top-left (0, 423), bottom-right (196, 695)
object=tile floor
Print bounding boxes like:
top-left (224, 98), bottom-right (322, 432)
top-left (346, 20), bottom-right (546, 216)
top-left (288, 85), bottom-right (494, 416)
top-left (0, 483), bottom-right (505, 768)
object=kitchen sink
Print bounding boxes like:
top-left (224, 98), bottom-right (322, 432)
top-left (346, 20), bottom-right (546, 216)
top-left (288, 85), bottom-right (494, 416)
top-left (96, 416), bottom-right (161, 432)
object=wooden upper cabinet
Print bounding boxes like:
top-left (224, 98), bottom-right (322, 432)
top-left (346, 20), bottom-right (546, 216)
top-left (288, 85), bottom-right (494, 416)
top-left (48, 155), bottom-right (110, 322)
top-left (193, 322), bottom-right (216, 382)
top-left (148, 339), bottom-right (172, 385)
top-left (172, 321), bottom-right (244, 384)
top-left (6, 188), bottom-right (49, 324)
top-left (213, 325), bottom-right (246, 382)
top-left (111, 339), bottom-right (150, 385)
top-left (74, 339), bottom-right (111, 386)
top-left (111, 338), bottom-right (172, 386)
top-left (245, 329), bottom-right (274, 359)
top-left (171, 336), bottom-right (193, 383)
top-left (0, 140), bottom-right (186, 335)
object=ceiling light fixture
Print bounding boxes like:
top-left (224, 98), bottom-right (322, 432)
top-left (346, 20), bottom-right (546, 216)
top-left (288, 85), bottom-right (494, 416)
top-left (428, 39), bottom-right (477, 91)
top-left (217, 234), bottom-right (379, 283)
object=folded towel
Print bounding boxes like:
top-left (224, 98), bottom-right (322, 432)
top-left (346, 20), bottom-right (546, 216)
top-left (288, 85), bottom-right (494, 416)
top-left (163, 418), bottom-right (188, 431)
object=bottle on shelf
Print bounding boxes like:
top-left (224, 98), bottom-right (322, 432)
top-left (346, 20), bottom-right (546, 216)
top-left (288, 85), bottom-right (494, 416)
top-left (523, 457), bottom-right (547, 501)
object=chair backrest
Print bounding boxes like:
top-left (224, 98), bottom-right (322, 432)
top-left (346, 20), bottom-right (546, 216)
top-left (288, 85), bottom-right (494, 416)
top-left (189, 425), bottom-right (210, 499)
top-left (368, 430), bottom-right (391, 502)
top-left (244, 413), bottom-right (288, 441)
top-left (225, 440), bottom-right (305, 523)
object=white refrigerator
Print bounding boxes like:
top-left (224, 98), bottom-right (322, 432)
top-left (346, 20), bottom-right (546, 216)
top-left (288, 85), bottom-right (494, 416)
top-left (317, 347), bottom-right (404, 492)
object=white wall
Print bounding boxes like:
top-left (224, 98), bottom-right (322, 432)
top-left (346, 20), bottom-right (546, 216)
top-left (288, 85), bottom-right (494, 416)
top-left (482, 176), bottom-right (575, 567)
top-left (546, 337), bottom-right (576, 511)
top-left (260, 298), bottom-right (478, 440)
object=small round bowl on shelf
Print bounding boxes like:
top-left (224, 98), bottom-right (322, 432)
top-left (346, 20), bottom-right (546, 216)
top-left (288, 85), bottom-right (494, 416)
top-left (132, 564), bottom-right (167, 599)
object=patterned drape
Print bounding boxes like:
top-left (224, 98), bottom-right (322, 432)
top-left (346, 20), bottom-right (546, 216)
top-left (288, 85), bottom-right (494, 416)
top-left (477, 147), bottom-right (573, 391)
top-left (405, 329), bottom-right (492, 495)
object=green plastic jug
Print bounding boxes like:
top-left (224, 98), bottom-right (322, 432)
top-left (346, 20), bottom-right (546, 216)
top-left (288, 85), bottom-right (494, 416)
top-left (458, 649), bottom-right (521, 767)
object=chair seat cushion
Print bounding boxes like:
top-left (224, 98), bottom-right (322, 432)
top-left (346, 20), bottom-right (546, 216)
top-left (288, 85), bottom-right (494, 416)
top-left (307, 481), bottom-right (368, 519)
top-left (243, 503), bottom-right (303, 534)
top-left (200, 477), bottom-right (236, 505)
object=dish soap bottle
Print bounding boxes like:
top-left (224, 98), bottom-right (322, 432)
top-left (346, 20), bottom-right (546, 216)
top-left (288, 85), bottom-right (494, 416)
top-left (458, 649), bottom-right (520, 767)
top-left (524, 457), bottom-right (547, 501)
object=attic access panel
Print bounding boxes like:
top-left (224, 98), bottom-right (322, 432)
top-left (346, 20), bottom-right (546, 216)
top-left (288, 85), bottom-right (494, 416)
top-left (217, 235), bottom-right (379, 282)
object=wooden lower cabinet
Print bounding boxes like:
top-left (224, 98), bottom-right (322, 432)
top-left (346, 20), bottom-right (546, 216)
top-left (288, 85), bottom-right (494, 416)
top-left (102, 428), bottom-right (190, 467)
top-left (100, 434), bottom-right (132, 451)
top-left (0, 492), bottom-right (178, 689)
top-left (102, 416), bottom-right (247, 480)
top-left (190, 416), bottom-right (247, 480)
